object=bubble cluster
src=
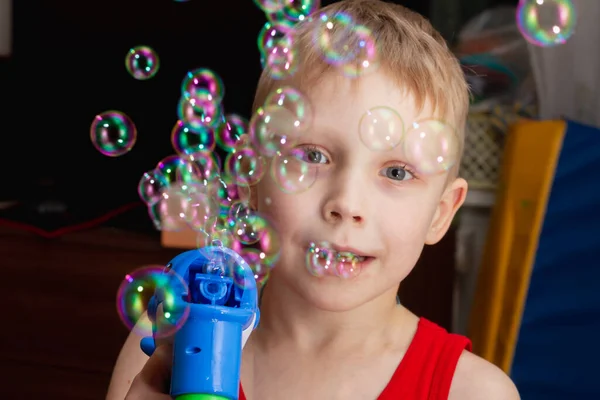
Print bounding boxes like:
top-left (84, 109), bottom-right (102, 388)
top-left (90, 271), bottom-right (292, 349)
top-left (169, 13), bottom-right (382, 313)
top-left (516, 0), bottom-right (576, 47)
top-left (305, 241), bottom-right (361, 279)
top-left (125, 46), bottom-right (160, 80)
top-left (90, 111), bottom-right (137, 157)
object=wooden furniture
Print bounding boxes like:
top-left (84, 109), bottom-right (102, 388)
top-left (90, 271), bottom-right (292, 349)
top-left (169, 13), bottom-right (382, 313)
top-left (0, 225), bottom-right (454, 399)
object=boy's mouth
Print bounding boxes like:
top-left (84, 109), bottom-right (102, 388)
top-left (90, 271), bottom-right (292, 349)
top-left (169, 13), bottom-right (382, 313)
top-left (335, 251), bottom-right (368, 263)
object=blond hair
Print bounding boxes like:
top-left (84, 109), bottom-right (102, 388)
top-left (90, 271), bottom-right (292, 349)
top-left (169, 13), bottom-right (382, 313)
top-left (253, 0), bottom-right (470, 168)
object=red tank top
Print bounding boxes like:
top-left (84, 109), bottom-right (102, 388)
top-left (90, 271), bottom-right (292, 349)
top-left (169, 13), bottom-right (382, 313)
top-left (239, 318), bottom-right (470, 400)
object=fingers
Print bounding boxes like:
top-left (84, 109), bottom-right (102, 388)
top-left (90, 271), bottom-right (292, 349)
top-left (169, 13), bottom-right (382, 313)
top-left (125, 344), bottom-right (173, 400)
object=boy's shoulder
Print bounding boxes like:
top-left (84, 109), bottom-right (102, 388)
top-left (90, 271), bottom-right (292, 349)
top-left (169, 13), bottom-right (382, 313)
top-left (449, 350), bottom-right (521, 400)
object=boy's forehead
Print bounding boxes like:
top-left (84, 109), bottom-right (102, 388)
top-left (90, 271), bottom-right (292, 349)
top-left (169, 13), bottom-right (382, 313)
top-left (302, 72), bottom-right (433, 130)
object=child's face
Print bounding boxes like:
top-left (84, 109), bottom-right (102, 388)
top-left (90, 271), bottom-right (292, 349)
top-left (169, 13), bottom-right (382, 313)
top-left (253, 71), bottom-right (466, 311)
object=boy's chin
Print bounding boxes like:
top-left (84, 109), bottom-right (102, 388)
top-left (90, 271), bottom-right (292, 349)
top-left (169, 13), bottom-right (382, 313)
top-left (296, 278), bottom-right (383, 312)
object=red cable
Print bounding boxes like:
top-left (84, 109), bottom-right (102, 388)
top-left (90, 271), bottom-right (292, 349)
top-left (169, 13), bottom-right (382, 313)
top-left (0, 202), bottom-right (144, 239)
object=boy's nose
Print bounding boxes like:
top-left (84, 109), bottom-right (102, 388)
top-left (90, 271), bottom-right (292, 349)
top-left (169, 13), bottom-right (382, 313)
top-left (322, 198), bottom-right (364, 225)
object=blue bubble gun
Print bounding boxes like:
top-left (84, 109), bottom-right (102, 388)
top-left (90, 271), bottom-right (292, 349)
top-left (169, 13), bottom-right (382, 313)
top-left (141, 244), bottom-right (260, 400)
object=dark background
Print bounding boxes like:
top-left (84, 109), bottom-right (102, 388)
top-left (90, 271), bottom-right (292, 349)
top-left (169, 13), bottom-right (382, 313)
top-left (0, 0), bottom-right (514, 231)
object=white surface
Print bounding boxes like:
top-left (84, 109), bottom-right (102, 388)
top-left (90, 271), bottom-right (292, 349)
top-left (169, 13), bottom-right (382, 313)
top-left (528, 0), bottom-right (600, 129)
top-left (0, 0), bottom-right (11, 56)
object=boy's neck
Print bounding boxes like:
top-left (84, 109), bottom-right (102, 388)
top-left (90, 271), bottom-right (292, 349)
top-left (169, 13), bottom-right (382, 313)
top-left (251, 277), bottom-right (408, 355)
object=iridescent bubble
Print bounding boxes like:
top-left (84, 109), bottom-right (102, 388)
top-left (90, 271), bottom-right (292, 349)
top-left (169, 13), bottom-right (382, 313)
top-left (233, 213), bottom-right (268, 245)
top-left (279, 0), bottom-right (320, 22)
top-left (138, 169), bottom-right (168, 206)
top-left (240, 248), bottom-right (270, 288)
top-left (229, 200), bottom-right (253, 221)
top-left (156, 155), bottom-right (202, 186)
top-left (270, 148), bottom-right (318, 194)
top-left (403, 120), bottom-right (460, 175)
top-left (210, 174), bottom-right (250, 212)
top-left (314, 12), bottom-right (359, 66)
top-left (263, 34), bottom-right (297, 79)
top-left (116, 265), bottom-right (190, 338)
top-left (305, 241), bottom-right (336, 277)
top-left (188, 151), bottom-right (221, 182)
top-left (334, 253), bottom-right (361, 279)
top-left (516, 0), bottom-right (576, 47)
top-left (266, 9), bottom-right (298, 31)
top-left (125, 46), bottom-right (160, 80)
top-left (177, 95), bottom-right (223, 129)
top-left (257, 21), bottom-right (293, 56)
top-left (342, 24), bottom-right (379, 78)
top-left (154, 184), bottom-right (192, 232)
top-left (252, 218), bottom-right (281, 267)
top-left (250, 106), bottom-right (303, 157)
top-left (181, 68), bottom-right (225, 103)
top-left (264, 86), bottom-right (313, 132)
top-left (216, 114), bottom-right (248, 152)
top-left (253, 0), bottom-right (286, 13)
top-left (184, 189), bottom-right (219, 231)
top-left (358, 106), bottom-right (404, 151)
top-left (171, 120), bottom-right (216, 155)
top-left (224, 145), bottom-right (267, 186)
top-left (90, 111), bottom-right (137, 157)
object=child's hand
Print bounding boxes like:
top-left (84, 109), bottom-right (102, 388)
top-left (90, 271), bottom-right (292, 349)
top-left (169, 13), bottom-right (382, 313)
top-left (125, 344), bottom-right (173, 400)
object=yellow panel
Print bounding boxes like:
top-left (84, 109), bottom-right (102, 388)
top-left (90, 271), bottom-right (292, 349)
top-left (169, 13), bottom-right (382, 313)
top-left (468, 120), bottom-right (566, 373)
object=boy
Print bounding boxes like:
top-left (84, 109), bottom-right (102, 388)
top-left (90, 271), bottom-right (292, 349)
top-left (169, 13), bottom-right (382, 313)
top-left (109, 1), bottom-right (520, 399)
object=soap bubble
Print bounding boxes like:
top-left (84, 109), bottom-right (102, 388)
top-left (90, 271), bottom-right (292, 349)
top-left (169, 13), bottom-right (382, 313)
top-left (264, 86), bottom-right (313, 132)
top-left (138, 169), bottom-right (168, 206)
top-left (125, 46), bottom-right (160, 80)
top-left (359, 106), bottom-right (404, 151)
top-left (516, 0), bottom-right (576, 47)
top-left (305, 241), bottom-right (336, 277)
top-left (181, 68), bottom-right (225, 103)
top-left (250, 106), bottom-right (304, 157)
top-left (216, 114), bottom-right (247, 152)
top-left (90, 111), bottom-right (137, 157)
top-left (224, 145), bottom-right (267, 186)
top-left (116, 265), bottom-right (190, 339)
top-left (171, 120), bottom-right (216, 155)
top-left (403, 120), bottom-right (459, 175)
top-left (270, 148), bottom-right (318, 194)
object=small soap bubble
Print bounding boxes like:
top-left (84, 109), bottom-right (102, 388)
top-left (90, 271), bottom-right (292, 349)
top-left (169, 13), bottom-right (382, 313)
top-left (253, 0), bottom-right (286, 14)
top-left (264, 86), bottom-right (313, 132)
top-left (280, 0), bottom-right (320, 22)
top-left (210, 175), bottom-right (250, 212)
top-left (188, 151), bottom-right (221, 182)
top-left (216, 114), bottom-right (247, 152)
top-left (250, 106), bottom-right (303, 157)
top-left (240, 248), bottom-right (270, 288)
top-left (263, 34), bottom-right (297, 79)
top-left (177, 95), bottom-right (223, 130)
top-left (314, 12), bottom-right (358, 66)
top-left (181, 68), bottom-right (225, 103)
top-left (342, 25), bottom-right (379, 78)
top-left (334, 253), bottom-right (361, 279)
top-left (305, 242), bottom-right (336, 277)
top-left (125, 46), bottom-right (160, 80)
top-left (258, 21), bottom-right (293, 56)
top-left (138, 169), bottom-right (168, 206)
top-left (403, 120), bottom-right (459, 175)
top-left (358, 106), bottom-right (404, 151)
top-left (171, 120), bottom-right (216, 155)
top-left (252, 219), bottom-right (282, 267)
top-left (516, 0), bottom-right (576, 47)
top-left (271, 148), bottom-right (318, 194)
top-left (154, 184), bottom-right (192, 232)
top-left (233, 213), bottom-right (268, 245)
top-left (90, 111), bottom-right (137, 157)
top-left (156, 155), bottom-right (202, 186)
top-left (224, 145), bottom-right (267, 186)
top-left (116, 265), bottom-right (190, 339)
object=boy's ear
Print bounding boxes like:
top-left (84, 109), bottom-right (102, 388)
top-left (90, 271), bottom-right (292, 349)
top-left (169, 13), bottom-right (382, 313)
top-left (425, 177), bottom-right (468, 245)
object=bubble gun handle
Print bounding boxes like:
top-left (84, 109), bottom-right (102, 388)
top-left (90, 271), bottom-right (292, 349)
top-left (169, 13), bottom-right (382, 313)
top-left (141, 246), bottom-right (260, 400)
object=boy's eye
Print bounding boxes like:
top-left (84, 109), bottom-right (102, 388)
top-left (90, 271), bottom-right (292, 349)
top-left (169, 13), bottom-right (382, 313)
top-left (381, 166), bottom-right (414, 181)
top-left (297, 147), bottom-right (329, 164)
